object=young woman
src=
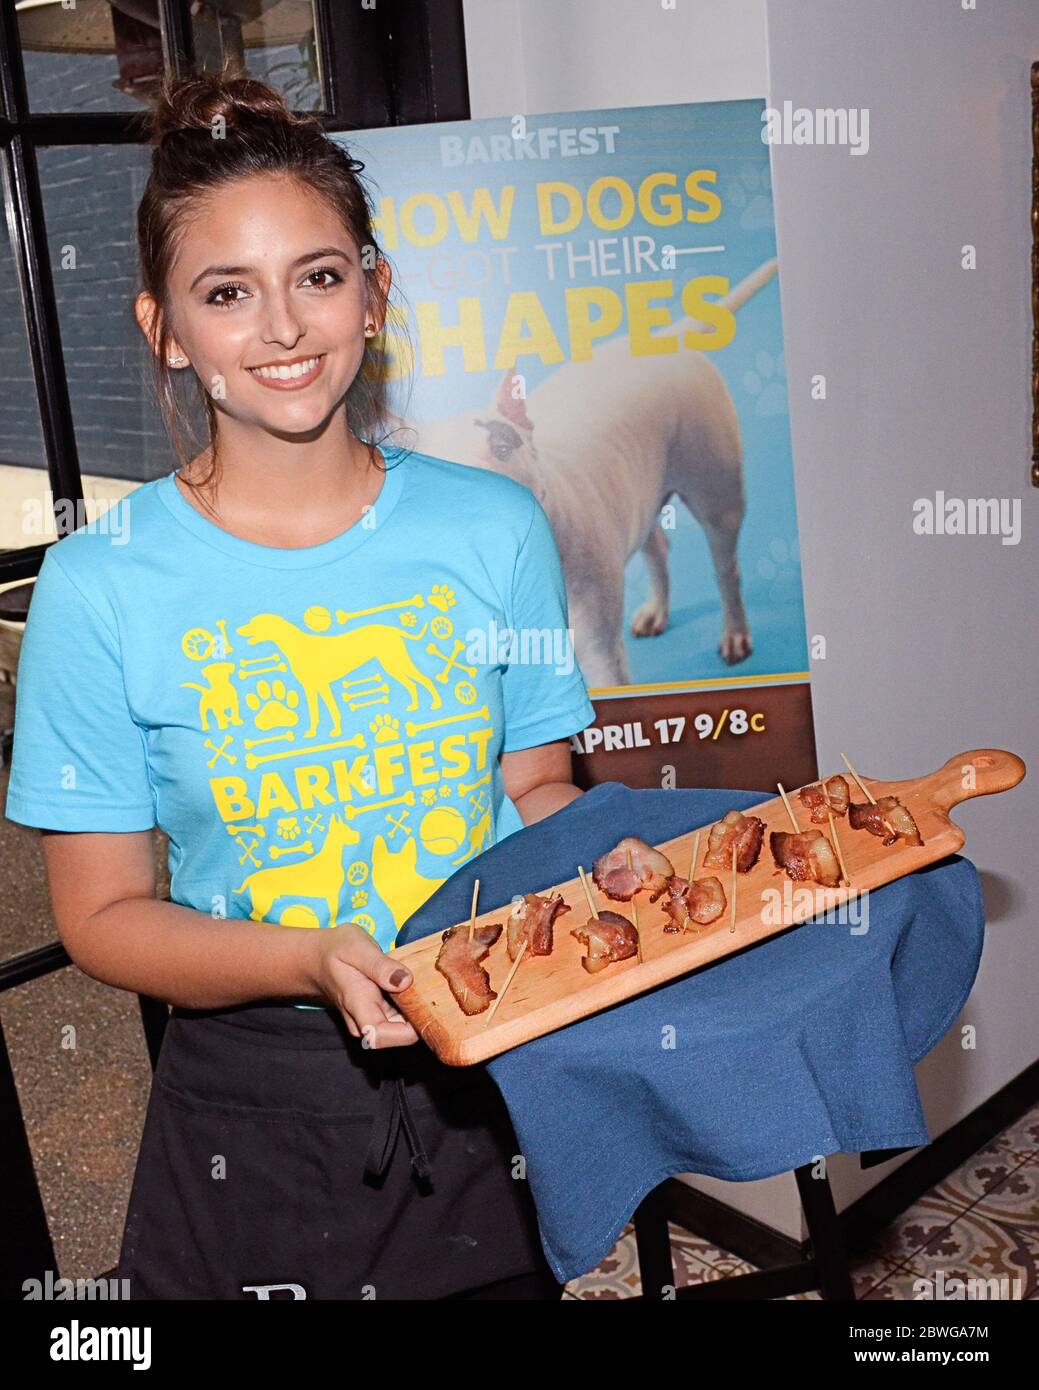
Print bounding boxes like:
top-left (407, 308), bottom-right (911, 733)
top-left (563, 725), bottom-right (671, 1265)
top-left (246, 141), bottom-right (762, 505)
top-left (5, 74), bottom-right (595, 1300)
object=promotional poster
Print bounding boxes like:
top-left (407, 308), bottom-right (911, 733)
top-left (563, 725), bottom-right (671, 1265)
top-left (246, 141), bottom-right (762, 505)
top-left (344, 98), bottom-right (817, 794)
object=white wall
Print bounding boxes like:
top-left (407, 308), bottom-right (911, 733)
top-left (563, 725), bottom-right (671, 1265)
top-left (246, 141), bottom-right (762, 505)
top-left (463, 0), bottom-right (768, 118)
top-left (764, 0), bottom-right (1039, 1230)
top-left (462, 0), bottom-right (1038, 1243)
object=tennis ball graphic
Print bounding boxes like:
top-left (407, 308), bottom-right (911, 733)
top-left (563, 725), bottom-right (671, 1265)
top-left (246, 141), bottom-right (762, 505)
top-left (304, 605), bottom-right (332, 632)
top-left (419, 806), bottom-right (467, 856)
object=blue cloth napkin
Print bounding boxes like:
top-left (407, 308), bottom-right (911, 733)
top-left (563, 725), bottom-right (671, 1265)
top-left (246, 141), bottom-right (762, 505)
top-left (396, 782), bottom-right (985, 1282)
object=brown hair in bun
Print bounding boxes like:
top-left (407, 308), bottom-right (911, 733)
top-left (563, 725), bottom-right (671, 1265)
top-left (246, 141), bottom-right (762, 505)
top-left (137, 72), bottom-right (405, 494)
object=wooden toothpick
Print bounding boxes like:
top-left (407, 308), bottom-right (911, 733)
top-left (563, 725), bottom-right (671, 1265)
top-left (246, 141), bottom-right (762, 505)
top-left (840, 752), bottom-right (877, 805)
top-left (485, 940), bottom-right (527, 1024)
top-left (729, 843), bottom-right (738, 933)
top-left (827, 809), bottom-right (851, 888)
top-left (689, 829), bottom-right (701, 881)
top-left (577, 865), bottom-right (599, 919)
top-left (483, 885), bottom-right (554, 1027)
top-left (467, 878), bottom-right (480, 942)
top-left (625, 846), bottom-right (643, 964)
top-left (777, 782), bottom-right (800, 832)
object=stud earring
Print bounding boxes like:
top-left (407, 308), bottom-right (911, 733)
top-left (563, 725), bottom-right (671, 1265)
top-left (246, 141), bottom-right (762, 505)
top-left (168, 355), bottom-right (186, 366)
top-left (364, 323), bottom-right (375, 336)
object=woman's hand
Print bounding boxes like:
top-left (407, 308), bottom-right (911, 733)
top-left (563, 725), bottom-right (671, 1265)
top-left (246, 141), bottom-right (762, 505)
top-left (305, 921), bottom-right (419, 1048)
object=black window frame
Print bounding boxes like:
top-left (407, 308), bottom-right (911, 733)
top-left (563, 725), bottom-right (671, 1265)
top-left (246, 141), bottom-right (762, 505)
top-left (0, 0), bottom-right (469, 1297)
top-left (0, 0), bottom-right (470, 582)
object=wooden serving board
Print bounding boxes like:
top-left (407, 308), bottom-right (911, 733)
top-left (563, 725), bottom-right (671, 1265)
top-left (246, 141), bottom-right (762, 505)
top-left (392, 748), bottom-right (1025, 1066)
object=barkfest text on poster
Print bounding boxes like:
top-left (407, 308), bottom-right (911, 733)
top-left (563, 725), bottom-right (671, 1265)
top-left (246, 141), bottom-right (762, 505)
top-left (350, 100), bottom-right (815, 794)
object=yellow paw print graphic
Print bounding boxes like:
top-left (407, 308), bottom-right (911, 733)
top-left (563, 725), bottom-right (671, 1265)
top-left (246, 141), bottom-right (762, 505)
top-left (351, 889), bottom-right (369, 909)
top-left (400, 609), bottom-right (418, 628)
top-left (431, 615), bottom-right (453, 639)
top-left (428, 584), bottom-right (456, 612)
top-left (353, 914), bottom-right (377, 937)
top-left (370, 713), bottom-right (400, 744)
top-left (420, 788), bottom-right (438, 806)
top-left (347, 861), bottom-right (369, 886)
top-left (455, 680), bottom-right (477, 704)
top-left (245, 679), bottom-right (299, 730)
top-left (439, 784), bottom-right (453, 799)
top-left (277, 817), bottom-right (301, 840)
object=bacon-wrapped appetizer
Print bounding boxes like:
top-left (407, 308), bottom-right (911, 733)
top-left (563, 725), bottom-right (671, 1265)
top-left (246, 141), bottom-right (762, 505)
top-left (571, 912), bottom-right (640, 973)
top-left (592, 836), bottom-right (675, 902)
top-left (506, 891), bottom-right (571, 962)
top-left (770, 828), bottom-right (843, 887)
top-left (660, 875), bottom-right (727, 933)
top-left (702, 811), bottom-right (766, 873)
top-left (435, 921), bottom-right (503, 1016)
top-left (798, 775), bottom-right (851, 824)
top-left (848, 796), bottom-right (923, 847)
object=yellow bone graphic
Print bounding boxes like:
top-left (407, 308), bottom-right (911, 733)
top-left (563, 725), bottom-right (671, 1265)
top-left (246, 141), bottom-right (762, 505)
top-left (405, 705), bottom-right (489, 737)
top-left (245, 732), bottom-right (366, 770)
top-left (427, 638), bottom-right (476, 682)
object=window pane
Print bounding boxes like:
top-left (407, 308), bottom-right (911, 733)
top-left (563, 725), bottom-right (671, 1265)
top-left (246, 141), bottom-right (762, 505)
top-left (36, 143), bottom-right (185, 485)
top-left (18, 0), bottom-right (165, 113)
top-left (193, 0), bottom-right (322, 111)
top-left (17, 1), bottom-right (322, 115)
top-left (0, 157), bottom-right (48, 555)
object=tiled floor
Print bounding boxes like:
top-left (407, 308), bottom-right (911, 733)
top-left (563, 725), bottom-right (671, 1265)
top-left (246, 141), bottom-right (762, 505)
top-left (563, 1104), bottom-right (1039, 1299)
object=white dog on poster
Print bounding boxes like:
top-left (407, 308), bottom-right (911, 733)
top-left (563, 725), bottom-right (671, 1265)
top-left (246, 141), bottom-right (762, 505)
top-left (401, 259), bottom-right (777, 689)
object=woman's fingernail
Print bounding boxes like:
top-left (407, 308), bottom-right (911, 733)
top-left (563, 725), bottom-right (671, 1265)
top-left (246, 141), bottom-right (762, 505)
top-left (389, 968), bottom-right (411, 987)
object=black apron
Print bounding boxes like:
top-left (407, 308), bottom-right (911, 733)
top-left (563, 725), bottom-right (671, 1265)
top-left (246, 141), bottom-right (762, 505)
top-left (115, 1001), bottom-right (561, 1300)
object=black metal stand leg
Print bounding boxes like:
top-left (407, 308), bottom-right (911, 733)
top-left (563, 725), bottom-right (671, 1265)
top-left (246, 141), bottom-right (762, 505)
top-left (633, 1182), bottom-right (675, 1298)
top-left (794, 1162), bottom-right (856, 1300)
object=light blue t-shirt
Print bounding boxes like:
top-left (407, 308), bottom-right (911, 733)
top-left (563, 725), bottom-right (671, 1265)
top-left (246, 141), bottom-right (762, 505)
top-left (5, 443), bottom-right (596, 952)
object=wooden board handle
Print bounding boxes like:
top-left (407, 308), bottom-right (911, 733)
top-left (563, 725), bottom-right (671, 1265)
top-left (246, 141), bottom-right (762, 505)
top-left (903, 748), bottom-right (1026, 813)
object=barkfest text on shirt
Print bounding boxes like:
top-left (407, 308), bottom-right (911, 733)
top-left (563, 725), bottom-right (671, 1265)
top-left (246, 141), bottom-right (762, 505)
top-left (209, 719), bottom-right (497, 823)
top-left (189, 597), bottom-right (500, 824)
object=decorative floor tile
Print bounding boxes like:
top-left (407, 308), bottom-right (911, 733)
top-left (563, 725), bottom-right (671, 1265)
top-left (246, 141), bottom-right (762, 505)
top-left (860, 1195), bottom-right (965, 1267)
top-left (970, 1105), bottom-right (1039, 1167)
top-left (566, 1115), bottom-right (1039, 1300)
top-left (849, 1256), bottom-right (907, 1301)
top-left (565, 1220), bottom-right (757, 1299)
top-left (958, 1153), bottom-right (1039, 1229)
top-left (863, 1208), bottom-right (1032, 1301)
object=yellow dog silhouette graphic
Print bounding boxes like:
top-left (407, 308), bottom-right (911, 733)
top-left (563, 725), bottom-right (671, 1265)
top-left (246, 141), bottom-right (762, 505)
top-left (237, 614), bottom-right (442, 736)
top-left (234, 814), bottom-right (360, 927)
top-left (233, 816), bottom-right (450, 939)
top-left (180, 662), bottom-right (242, 731)
top-left (370, 833), bottom-right (447, 936)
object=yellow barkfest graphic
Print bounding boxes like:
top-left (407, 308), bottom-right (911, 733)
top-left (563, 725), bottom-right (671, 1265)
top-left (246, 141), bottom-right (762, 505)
top-left (178, 585), bottom-right (496, 942)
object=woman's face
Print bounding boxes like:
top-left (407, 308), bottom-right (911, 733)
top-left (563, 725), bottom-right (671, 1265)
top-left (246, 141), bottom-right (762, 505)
top-left (140, 172), bottom-right (386, 440)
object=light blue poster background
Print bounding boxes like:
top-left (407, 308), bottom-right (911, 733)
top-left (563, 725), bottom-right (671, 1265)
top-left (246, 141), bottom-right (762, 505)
top-left (340, 99), bottom-right (808, 695)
